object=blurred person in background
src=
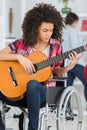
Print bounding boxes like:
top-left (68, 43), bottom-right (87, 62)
top-left (62, 12), bottom-right (87, 101)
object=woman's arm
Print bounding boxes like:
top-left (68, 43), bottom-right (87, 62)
top-left (0, 46), bottom-right (19, 61)
top-left (0, 46), bottom-right (35, 74)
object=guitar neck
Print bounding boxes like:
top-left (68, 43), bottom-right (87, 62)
top-left (35, 45), bottom-right (85, 70)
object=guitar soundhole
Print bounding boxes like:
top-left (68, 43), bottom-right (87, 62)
top-left (34, 64), bottom-right (38, 72)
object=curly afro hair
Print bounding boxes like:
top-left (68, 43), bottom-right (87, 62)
top-left (22, 3), bottom-right (64, 46)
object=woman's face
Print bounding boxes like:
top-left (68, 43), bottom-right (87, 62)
top-left (71, 20), bottom-right (78, 28)
top-left (37, 22), bottom-right (54, 43)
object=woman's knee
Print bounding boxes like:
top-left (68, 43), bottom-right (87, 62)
top-left (26, 80), bottom-right (40, 92)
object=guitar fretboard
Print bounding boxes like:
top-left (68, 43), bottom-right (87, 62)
top-left (35, 45), bottom-right (85, 71)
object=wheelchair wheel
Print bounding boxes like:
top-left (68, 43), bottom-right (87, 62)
top-left (56, 87), bottom-right (83, 130)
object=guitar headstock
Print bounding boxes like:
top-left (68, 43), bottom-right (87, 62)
top-left (84, 44), bottom-right (87, 51)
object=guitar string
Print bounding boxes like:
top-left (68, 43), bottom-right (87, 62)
top-left (35, 46), bottom-right (85, 71)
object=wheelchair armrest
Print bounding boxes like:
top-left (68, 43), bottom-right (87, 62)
top-left (52, 75), bottom-right (67, 82)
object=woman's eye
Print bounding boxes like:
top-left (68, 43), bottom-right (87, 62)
top-left (43, 30), bottom-right (47, 32)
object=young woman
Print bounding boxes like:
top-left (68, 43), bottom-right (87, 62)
top-left (0, 4), bottom-right (80, 130)
top-left (62, 12), bottom-right (87, 101)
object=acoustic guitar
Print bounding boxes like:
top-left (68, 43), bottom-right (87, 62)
top-left (0, 44), bottom-right (87, 98)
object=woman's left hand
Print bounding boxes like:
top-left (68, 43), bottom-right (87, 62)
top-left (68, 51), bottom-right (83, 70)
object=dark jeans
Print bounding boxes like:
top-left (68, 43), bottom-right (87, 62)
top-left (67, 64), bottom-right (87, 100)
top-left (0, 80), bottom-right (46, 130)
top-left (26, 80), bottom-right (46, 130)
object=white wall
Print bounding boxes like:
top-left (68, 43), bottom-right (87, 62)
top-left (0, 0), bottom-right (5, 49)
top-left (4, 0), bottom-right (87, 39)
top-left (0, 0), bottom-right (87, 49)
top-left (5, 0), bottom-right (22, 38)
top-left (24, 0), bottom-right (87, 14)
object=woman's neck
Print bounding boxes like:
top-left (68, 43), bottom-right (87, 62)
top-left (33, 41), bottom-right (49, 51)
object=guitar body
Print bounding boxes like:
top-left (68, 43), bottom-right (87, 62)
top-left (0, 44), bottom-right (86, 98)
top-left (0, 51), bottom-right (51, 98)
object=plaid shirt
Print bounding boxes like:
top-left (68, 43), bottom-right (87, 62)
top-left (8, 38), bottom-right (63, 86)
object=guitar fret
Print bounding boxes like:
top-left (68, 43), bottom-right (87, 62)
top-left (45, 60), bottom-right (49, 67)
top-left (35, 45), bottom-right (85, 71)
top-left (48, 57), bottom-right (55, 65)
top-left (61, 53), bottom-right (66, 60)
top-left (38, 62), bottom-right (45, 70)
top-left (73, 46), bottom-right (85, 53)
top-left (53, 56), bottom-right (59, 63)
top-left (56, 54), bottom-right (61, 61)
top-left (49, 57), bottom-right (54, 65)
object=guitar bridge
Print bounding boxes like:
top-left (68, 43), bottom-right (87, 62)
top-left (8, 67), bottom-right (18, 86)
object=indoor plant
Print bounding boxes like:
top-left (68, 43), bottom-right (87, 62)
top-left (59, 0), bottom-right (73, 14)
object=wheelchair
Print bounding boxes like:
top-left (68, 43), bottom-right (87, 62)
top-left (39, 77), bottom-right (83, 130)
top-left (0, 76), bottom-right (83, 130)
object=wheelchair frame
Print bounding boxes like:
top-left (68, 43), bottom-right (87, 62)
top-left (39, 86), bottom-right (83, 130)
top-left (0, 79), bottom-right (83, 130)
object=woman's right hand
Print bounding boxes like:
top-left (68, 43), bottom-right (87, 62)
top-left (17, 54), bottom-right (36, 74)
